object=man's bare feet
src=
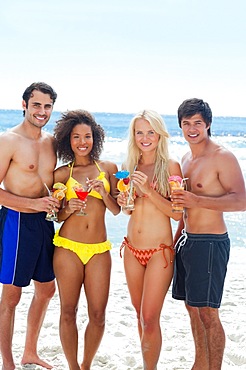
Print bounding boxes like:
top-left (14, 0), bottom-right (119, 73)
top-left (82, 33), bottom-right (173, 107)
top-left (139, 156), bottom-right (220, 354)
top-left (2, 362), bottom-right (15, 370)
top-left (21, 355), bottom-right (53, 369)
top-left (191, 363), bottom-right (209, 370)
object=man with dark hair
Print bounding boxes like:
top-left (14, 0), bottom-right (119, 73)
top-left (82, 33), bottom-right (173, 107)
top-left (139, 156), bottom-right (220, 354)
top-left (177, 98), bottom-right (212, 136)
top-left (0, 82), bottom-right (60, 369)
top-left (22, 82), bottom-right (57, 117)
top-left (172, 98), bottom-right (245, 369)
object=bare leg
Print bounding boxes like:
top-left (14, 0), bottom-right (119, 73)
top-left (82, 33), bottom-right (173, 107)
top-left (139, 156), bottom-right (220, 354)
top-left (124, 248), bottom-right (173, 370)
top-left (54, 247), bottom-right (84, 370)
top-left (81, 252), bottom-right (111, 370)
top-left (199, 307), bottom-right (225, 370)
top-left (21, 280), bottom-right (55, 369)
top-left (140, 252), bottom-right (173, 370)
top-left (0, 284), bottom-right (22, 370)
top-left (186, 304), bottom-right (209, 370)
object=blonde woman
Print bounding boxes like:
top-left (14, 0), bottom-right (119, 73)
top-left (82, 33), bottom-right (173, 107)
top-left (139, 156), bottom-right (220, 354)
top-left (117, 110), bottom-right (182, 370)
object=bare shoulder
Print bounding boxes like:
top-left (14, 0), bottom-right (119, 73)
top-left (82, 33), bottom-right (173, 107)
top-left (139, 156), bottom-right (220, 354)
top-left (97, 160), bottom-right (118, 173)
top-left (42, 130), bottom-right (54, 140)
top-left (54, 164), bottom-right (70, 183)
top-left (0, 128), bottom-right (20, 141)
top-left (0, 130), bottom-right (21, 154)
top-left (168, 158), bottom-right (182, 176)
top-left (182, 150), bottom-right (190, 160)
top-left (212, 142), bottom-right (241, 166)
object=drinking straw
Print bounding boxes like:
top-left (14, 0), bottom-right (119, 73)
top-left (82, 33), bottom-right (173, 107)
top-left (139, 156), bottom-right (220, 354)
top-left (127, 164), bottom-right (137, 206)
top-left (181, 178), bottom-right (189, 187)
top-left (86, 177), bottom-right (92, 192)
top-left (44, 183), bottom-right (51, 196)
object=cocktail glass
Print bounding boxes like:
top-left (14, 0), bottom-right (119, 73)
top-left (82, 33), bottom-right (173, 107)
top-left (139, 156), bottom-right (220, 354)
top-left (45, 190), bottom-right (59, 221)
top-left (168, 176), bottom-right (188, 213)
top-left (115, 170), bottom-right (135, 211)
top-left (73, 183), bottom-right (90, 216)
top-left (124, 178), bottom-right (135, 211)
top-left (44, 183), bottom-right (67, 221)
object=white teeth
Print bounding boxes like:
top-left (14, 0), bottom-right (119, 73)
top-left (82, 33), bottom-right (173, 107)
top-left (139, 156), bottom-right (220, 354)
top-left (142, 143), bottom-right (151, 146)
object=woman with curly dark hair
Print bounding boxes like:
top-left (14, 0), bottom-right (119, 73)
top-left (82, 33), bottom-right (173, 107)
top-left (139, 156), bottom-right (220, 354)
top-left (53, 109), bottom-right (120, 370)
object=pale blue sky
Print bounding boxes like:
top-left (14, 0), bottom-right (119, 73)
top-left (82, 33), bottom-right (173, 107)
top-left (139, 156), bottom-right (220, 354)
top-left (1, 0), bottom-right (246, 116)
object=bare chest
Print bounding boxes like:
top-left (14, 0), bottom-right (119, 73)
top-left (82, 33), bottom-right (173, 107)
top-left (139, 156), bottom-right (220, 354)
top-left (13, 137), bottom-right (56, 173)
top-left (183, 156), bottom-right (222, 195)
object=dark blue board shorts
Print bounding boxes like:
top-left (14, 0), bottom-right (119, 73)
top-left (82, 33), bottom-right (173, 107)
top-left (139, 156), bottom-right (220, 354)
top-left (0, 206), bottom-right (55, 287)
top-left (172, 231), bottom-right (230, 308)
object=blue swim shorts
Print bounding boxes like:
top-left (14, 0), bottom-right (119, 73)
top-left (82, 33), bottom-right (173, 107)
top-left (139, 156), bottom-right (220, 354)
top-left (0, 206), bottom-right (55, 287)
top-left (172, 231), bottom-right (230, 308)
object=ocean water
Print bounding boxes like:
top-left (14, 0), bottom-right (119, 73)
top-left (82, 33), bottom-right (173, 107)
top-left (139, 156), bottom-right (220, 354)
top-left (0, 110), bottom-right (245, 249)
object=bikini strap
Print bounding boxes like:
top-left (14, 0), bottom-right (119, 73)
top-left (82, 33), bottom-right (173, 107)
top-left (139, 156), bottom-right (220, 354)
top-left (68, 161), bottom-right (75, 177)
top-left (159, 243), bottom-right (175, 268)
top-left (94, 160), bottom-right (101, 172)
top-left (120, 237), bottom-right (128, 258)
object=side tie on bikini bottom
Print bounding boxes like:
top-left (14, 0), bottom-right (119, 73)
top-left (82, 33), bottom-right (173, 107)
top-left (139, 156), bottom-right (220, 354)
top-left (120, 237), bottom-right (174, 268)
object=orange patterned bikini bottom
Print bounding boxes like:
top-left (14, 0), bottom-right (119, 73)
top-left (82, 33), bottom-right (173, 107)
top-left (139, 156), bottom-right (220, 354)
top-left (120, 237), bottom-right (175, 268)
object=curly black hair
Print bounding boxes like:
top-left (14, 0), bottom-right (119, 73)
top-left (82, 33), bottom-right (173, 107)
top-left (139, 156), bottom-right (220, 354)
top-left (54, 110), bottom-right (105, 163)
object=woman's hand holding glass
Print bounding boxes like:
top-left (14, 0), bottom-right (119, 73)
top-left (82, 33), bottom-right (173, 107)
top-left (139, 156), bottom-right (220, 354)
top-left (117, 177), bottom-right (135, 210)
top-left (88, 178), bottom-right (105, 198)
top-left (131, 171), bottom-right (152, 197)
top-left (64, 197), bottom-right (86, 215)
top-left (73, 182), bottom-right (90, 216)
top-left (117, 191), bottom-right (129, 208)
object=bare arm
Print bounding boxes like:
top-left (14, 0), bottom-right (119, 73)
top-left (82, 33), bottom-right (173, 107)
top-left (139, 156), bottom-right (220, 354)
top-left (131, 159), bottom-right (183, 220)
top-left (93, 161), bottom-right (120, 215)
top-left (173, 218), bottom-right (185, 246)
top-left (52, 166), bottom-right (77, 222)
top-left (173, 151), bottom-right (246, 212)
top-left (0, 188), bottom-right (59, 213)
top-left (0, 133), bottom-right (59, 212)
top-left (55, 162), bottom-right (120, 221)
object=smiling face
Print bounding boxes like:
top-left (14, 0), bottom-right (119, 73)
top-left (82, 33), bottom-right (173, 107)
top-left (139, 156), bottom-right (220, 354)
top-left (70, 123), bottom-right (93, 158)
top-left (22, 90), bottom-right (54, 129)
top-left (181, 113), bottom-right (210, 144)
top-left (134, 118), bottom-right (160, 153)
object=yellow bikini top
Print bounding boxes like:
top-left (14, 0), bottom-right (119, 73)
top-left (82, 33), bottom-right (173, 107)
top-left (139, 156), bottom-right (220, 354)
top-left (65, 161), bottom-right (110, 201)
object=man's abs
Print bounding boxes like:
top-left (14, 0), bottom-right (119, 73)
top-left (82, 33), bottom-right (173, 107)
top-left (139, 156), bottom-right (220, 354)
top-left (184, 208), bottom-right (227, 234)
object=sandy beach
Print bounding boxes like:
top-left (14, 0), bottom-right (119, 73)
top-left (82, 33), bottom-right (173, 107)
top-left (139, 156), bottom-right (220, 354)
top-left (0, 245), bottom-right (246, 370)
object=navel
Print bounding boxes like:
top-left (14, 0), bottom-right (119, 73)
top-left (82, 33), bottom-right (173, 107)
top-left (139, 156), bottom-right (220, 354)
top-left (197, 183), bottom-right (203, 188)
top-left (29, 164), bottom-right (35, 170)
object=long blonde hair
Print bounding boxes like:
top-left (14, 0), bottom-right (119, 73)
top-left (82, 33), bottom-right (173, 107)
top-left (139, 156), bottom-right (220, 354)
top-left (125, 109), bottom-right (171, 197)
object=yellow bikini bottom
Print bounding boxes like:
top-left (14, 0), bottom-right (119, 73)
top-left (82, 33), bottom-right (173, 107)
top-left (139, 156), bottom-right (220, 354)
top-left (53, 230), bottom-right (112, 264)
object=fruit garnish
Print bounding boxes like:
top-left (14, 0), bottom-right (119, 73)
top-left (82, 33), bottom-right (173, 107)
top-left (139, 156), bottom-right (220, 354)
top-left (73, 183), bottom-right (83, 190)
top-left (123, 177), bottom-right (130, 185)
top-left (53, 182), bottom-right (67, 191)
top-left (53, 189), bottom-right (66, 200)
top-left (117, 179), bottom-right (130, 192)
top-left (168, 175), bottom-right (182, 184)
top-left (168, 181), bottom-right (180, 188)
top-left (114, 170), bottom-right (130, 179)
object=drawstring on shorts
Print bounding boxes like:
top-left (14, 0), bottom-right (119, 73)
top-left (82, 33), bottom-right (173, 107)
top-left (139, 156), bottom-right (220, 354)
top-left (175, 229), bottom-right (187, 253)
